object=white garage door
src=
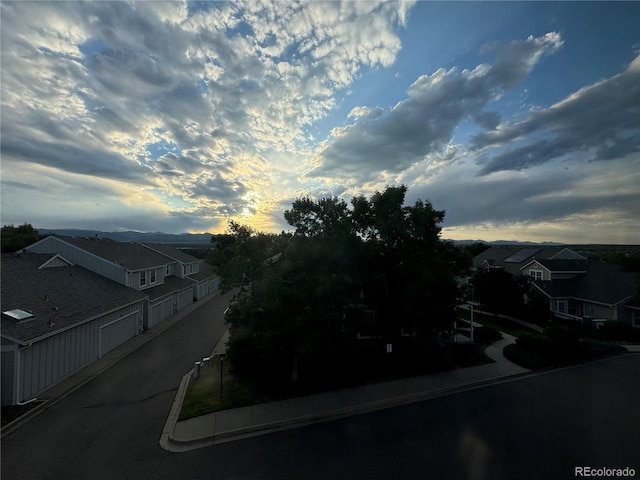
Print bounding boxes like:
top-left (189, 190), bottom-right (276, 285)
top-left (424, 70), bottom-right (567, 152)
top-left (100, 312), bottom-right (138, 357)
top-left (177, 289), bottom-right (192, 310)
top-left (149, 297), bottom-right (173, 329)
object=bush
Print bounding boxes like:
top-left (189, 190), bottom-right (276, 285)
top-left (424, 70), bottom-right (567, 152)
top-left (473, 326), bottom-right (503, 344)
top-left (543, 326), bottom-right (580, 349)
top-left (516, 332), bottom-right (554, 353)
top-left (598, 321), bottom-right (640, 342)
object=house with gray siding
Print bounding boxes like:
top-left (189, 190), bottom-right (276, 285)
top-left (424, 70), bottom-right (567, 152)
top-left (24, 235), bottom-right (219, 330)
top-left (471, 246), bottom-right (639, 329)
top-left (141, 243), bottom-right (220, 301)
top-left (1, 253), bottom-right (147, 405)
top-left (530, 260), bottom-right (639, 329)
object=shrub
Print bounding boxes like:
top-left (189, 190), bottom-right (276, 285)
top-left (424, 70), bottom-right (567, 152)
top-left (543, 326), bottom-right (580, 349)
top-left (516, 332), bottom-right (554, 352)
top-left (598, 321), bottom-right (640, 342)
top-left (473, 326), bottom-right (503, 344)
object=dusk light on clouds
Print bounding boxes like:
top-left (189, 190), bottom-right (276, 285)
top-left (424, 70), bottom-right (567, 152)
top-left (1, 1), bottom-right (639, 244)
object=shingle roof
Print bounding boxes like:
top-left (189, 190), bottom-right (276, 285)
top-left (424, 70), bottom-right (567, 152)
top-left (142, 243), bottom-right (202, 264)
top-left (144, 275), bottom-right (195, 301)
top-left (56, 236), bottom-right (171, 270)
top-left (1, 254), bottom-right (147, 344)
top-left (473, 246), bottom-right (566, 276)
top-left (533, 261), bottom-right (638, 305)
top-left (188, 260), bottom-right (218, 282)
top-left (528, 258), bottom-right (589, 272)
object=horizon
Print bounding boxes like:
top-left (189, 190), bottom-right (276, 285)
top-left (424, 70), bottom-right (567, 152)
top-left (32, 226), bottom-right (640, 247)
top-left (1, 2), bottom-right (639, 245)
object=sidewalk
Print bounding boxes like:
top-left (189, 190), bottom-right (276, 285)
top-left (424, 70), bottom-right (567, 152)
top-left (160, 329), bottom-right (530, 451)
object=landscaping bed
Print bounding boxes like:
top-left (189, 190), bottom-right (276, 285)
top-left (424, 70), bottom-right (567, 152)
top-left (503, 335), bottom-right (628, 370)
top-left (179, 340), bottom-right (496, 421)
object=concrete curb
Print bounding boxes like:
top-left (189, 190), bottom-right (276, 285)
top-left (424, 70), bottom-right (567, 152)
top-left (211, 370), bottom-right (533, 445)
top-left (161, 366), bottom-right (534, 451)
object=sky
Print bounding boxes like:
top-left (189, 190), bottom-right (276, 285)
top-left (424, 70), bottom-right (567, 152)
top-left (1, 1), bottom-right (639, 244)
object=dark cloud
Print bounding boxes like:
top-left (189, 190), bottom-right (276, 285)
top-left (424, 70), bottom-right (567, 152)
top-left (310, 33), bottom-right (562, 181)
top-left (412, 165), bottom-right (640, 229)
top-left (474, 53), bottom-right (640, 175)
top-left (0, 136), bottom-right (150, 184)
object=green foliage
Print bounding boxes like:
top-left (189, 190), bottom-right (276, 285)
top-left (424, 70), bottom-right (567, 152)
top-left (516, 332), bottom-right (554, 353)
top-left (1, 223), bottom-right (42, 253)
top-left (224, 186), bottom-right (471, 383)
top-left (472, 266), bottom-right (528, 316)
top-left (543, 325), bottom-right (580, 348)
top-left (597, 321), bottom-right (640, 342)
top-left (207, 221), bottom-right (291, 291)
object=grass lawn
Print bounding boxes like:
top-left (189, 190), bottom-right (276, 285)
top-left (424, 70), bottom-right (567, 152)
top-left (179, 340), bottom-right (496, 421)
top-left (456, 307), bottom-right (539, 338)
top-left (179, 360), bottom-right (270, 421)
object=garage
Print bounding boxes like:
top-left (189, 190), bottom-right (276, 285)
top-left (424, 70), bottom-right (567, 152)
top-left (100, 312), bottom-right (139, 357)
top-left (177, 288), bottom-right (192, 311)
top-left (148, 297), bottom-right (173, 330)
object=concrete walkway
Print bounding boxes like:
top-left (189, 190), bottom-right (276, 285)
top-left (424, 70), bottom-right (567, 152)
top-left (160, 328), bottom-right (531, 451)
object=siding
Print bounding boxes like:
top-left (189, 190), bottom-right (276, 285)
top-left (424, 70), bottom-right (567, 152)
top-left (16, 301), bottom-right (143, 402)
top-left (28, 237), bottom-right (127, 285)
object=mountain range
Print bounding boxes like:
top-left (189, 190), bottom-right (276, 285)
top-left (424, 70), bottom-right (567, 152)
top-left (37, 228), bottom-right (564, 246)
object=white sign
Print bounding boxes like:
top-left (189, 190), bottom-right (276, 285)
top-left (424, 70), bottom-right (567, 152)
top-left (386, 344), bottom-right (393, 353)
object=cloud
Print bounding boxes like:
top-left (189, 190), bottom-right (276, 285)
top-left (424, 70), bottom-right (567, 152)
top-left (1, 1), bottom-right (412, 232)
top-left (309, 32), bottom-right (563, 183)
top-left (473, 52), bottom-right (640, 175)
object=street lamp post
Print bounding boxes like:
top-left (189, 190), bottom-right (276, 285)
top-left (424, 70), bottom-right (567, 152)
top-left (219, 354), bottom-right (225, 398)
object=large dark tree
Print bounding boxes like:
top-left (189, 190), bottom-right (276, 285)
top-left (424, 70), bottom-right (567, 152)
top-left (1, 223), bottom-right (41, 253)
top-left (472, 266), bottom-right (528, 316)
top-left (224, 186), bottom-right (470, 384)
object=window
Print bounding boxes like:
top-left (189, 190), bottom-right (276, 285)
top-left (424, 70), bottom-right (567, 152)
top-left (140, 271), bottom-right (147, 287)
top-left (166, 265), bottom-right (171, 275)
top-left (150, 269), bottom-right (156, 283)
top-left (530, 270), bottom-right (543, 281)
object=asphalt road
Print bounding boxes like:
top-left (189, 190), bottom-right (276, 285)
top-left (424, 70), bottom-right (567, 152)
top-left (1, 290), bottom-right (235, 480)
top-left (2, 299), bottom-right (638, 480)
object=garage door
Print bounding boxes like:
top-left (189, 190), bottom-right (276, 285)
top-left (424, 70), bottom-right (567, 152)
top-left (177, 289), bottom-right (192, 310)
top-left (149, 297), bottom-right (173, 329)
top-left (100, 312), bottom-right (138, 357)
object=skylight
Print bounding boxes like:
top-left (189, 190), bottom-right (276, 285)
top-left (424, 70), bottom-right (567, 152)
top-left (3, 309), bottom-right (34, 323)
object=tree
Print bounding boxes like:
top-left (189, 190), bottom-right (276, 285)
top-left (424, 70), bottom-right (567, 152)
top-left (225, 186), bottom-right (470, 384)
top-left (207, 220), bottom-right (290, 291)
top-left (1, 223), bottom-right (41, 253)
top-left (472, 266), bottom-right (528, 316)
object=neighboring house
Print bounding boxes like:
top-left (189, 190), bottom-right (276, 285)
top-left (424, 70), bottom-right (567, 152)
top-left (24, 235), bottom-right (219, 330)
top-left (1, 253), bottom-right (147, 405)
top-left (472, 246), bottom-right (639, 329)
top-left (472, 246), bottom-right (585, 277)
top-left (530, 261), bottom-right (639, 329)
top-left (142, 243), bottom-right (220, 301)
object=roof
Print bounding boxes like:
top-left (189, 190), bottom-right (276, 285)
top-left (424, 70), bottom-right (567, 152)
top-left (53, 236), bottom-right (171, 270)
top-left (1, 254), bottom-right (147, 344)
top-left (533, 261), bottom-right (638, 305)
top-left (524, 258), bottom-right (589, 273)
top-left (188, 260), bottom-right (218, 282)
top-left (145, 275), bottom-right (195, 301)
top-left (473, 246), bottom-right (568, 276)
top-left (142, 243), bottom-right (201, 264)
